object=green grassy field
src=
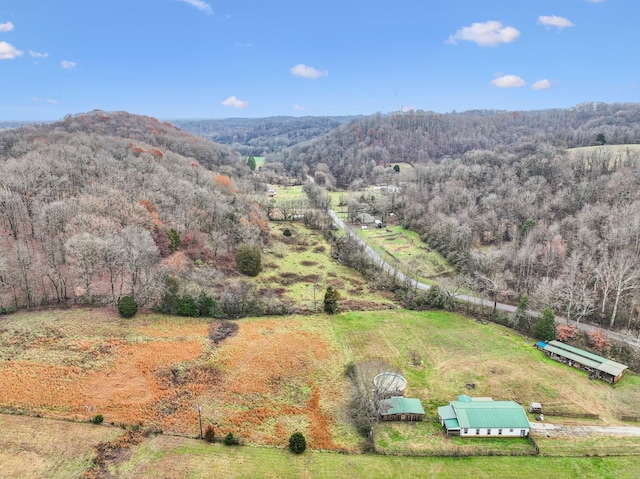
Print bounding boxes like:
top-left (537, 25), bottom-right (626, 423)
top-left (116, 434), bottom-right (640, 479)
top-left (355, 224), bottom-right (454, 281)
top-left (270, 184), bottom-right (307, 202)
top-left (332, 310), bottom-right (639, 425)
top-left (260, 222), bottom-right (396, 312)
top-left (251, 156), bottom-right (266, 169)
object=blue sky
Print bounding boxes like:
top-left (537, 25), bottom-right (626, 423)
top-left (0, 0), bottom-right (637, 120)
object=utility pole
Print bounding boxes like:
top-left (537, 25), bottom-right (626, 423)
top-left (313, 275), bottom-right (321, 312)
top-left (313, 283), bottom-right (317, 312)
top-left (197, 404), bottom-right (203, 439)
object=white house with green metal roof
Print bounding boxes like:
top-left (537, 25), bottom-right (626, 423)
top-left (437, 395), bottom-right (530, 437)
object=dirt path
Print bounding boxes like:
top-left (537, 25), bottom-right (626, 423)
top-left (530, 422), bottom-right (640, 437)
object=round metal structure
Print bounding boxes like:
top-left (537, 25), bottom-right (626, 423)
top-left (373, 372), bottom-right (407, 397)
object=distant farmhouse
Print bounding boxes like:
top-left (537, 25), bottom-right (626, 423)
top-left (437, 395), bottom-right (530, 437)
top-left (536, 340), bottom-right (628, 384)
top-left (356, 212), bottom-right (376, 225)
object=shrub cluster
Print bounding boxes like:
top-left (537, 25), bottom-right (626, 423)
top-left (90, 414), bottom-right (104, 424)
top-left (288, 432), bottom-right (307, 454)
top-left (323, 286), bottom-right (340, 314)
top-left (208, 320), bottom-right (239, 345)
top-left (224, 432), bottom-right (240, 446)
top-left (118, 296), bottom-right (138, 318)
top-left (204, 424), bottom-right (215, 443)
top-left (235, 243), bottom-right (262, 277)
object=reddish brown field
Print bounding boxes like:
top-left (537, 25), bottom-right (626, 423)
top-left (0, 309), bottom-right (357, 451)
top-left (205, 317), bottom-right (351, 450)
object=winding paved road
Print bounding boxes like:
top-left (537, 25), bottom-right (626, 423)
top-left (327, 208), bottom-right (640, 351)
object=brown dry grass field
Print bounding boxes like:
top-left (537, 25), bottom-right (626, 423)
top-left (0, 308), bottom-right (359, 452)
top-left (0, 413), bottom-right (121, 479)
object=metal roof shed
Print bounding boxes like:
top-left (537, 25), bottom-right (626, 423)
top-left (540, 340), bottom-right (628, 384)
top-left (380, 397), bottom-right (425, 422)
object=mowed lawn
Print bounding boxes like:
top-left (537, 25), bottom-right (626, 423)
top-left (331, 310), bottom-right (640, 455)
top-left (116, 434), bottom-right (639, 479)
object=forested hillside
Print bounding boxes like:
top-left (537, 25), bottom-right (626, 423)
top-left (173, 115), bottom-right (358, 156)
top-left (273, 103), bottom-right (640, 335)
top-left (0, 110), bottom-right (268, 311)
top-left (273, 103), bottom-right (640, 188)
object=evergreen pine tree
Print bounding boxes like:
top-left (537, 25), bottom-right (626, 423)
top-left (323, 286), bottom-right (340, 314)
top-left (534, 307), bottom-right (556, 341)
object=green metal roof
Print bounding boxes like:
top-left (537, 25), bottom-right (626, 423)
top-left (380, 397), bottom-right (425, 416)
top-left (444, 418), bottom-right (460, 430)
top-left (545, 340), bottom-right (628, 377)
top-left (548, 340), bottom-right (605, 362)
top-left (598, 360), bottom-right (628, 377)
top-left (543, 344), bottom-right (601, 369)
top-left (448, 399), bottom-right (529, 429)
top-left (437, 405), bottom-right (457, 420)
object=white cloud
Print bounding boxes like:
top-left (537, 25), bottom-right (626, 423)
top-left (538, 15), bottom-right (574, 29)
top-left (61, 60), bottom-right (76, 69)
top-left (491, 75), bottom-right (526, 88)
top-left (532, 79), bottom-right (552, 90)
top-left (293, 104), bottom-right (306, 111)
top-left (234, 42), bottom-right (253, 48)
top-left (31, 96), bottom-right (39, 102)
top-left (177, 0), bottom-right (213, 14)
top-left (586, 0), bottom-right (605, 3)
top-left (0, 21), bottom-right (14, 32)
top-left (29, 50), bottom-right (48, 59)
top-left (221, 96), bottom-right (248, 109)
top-left (290, 64), bottom-right (328, 79)
top-left (46, 98), bottom-right (59, 104)
top-left (447, 21), bottom-right (520, 47)
top-left (0, 41), bottom-right (23, 59)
